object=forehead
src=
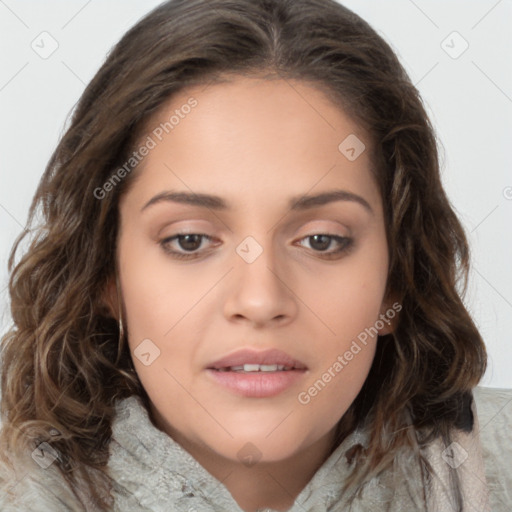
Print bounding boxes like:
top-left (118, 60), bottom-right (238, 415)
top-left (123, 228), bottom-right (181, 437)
top-left (121, 76), bottom-right (381, 214)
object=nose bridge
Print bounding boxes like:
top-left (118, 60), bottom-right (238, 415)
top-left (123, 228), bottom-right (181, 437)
top-left (224, 232), bottom-right (296, 324)
top-left (235, 232), bottom-right (283, 295)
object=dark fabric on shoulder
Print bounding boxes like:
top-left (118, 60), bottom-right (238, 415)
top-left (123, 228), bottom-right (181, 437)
top-left (454, 391), bottom-right (474, 432)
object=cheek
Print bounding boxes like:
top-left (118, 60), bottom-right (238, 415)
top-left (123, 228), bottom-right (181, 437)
top-left (295, 241), bottom-right (387, 416)
top-left (117, 230), bottom-right (222, 398)
top-left (297, 317), bottom-right (377, 432)
top-left (298, 340), bottom-right (377, 438)
top-left (118, 229), bottom-right (200, 337)
top-left (302, 251), bottom-right (388, 345)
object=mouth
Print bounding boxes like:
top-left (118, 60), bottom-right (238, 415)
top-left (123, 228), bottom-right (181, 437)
top-left (206, 347), bottom-right (307, 372)
top-left (205, 348), bottom-right (308, 398)
top-left (212, 364), bottom-right (301, 373)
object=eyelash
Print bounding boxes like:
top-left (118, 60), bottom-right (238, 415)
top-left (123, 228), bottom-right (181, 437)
top-left (159, 232), bottom-right (353, 260)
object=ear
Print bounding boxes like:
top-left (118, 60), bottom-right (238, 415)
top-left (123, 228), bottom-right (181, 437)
top-left (377, 294), bottom-right (402, 336)
top-left (99, 275), bottom-right (119, 320)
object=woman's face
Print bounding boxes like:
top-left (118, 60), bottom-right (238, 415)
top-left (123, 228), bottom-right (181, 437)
top-left (114, 76), bottom-right (391, 465)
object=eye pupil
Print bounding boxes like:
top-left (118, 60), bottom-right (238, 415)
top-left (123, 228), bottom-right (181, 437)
top-left (179, 234), bottom-right (202, 251)
top-left (310, 234), bottom-right (331, 251)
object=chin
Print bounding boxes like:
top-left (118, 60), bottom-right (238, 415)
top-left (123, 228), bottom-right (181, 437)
top-left (205, 423), bottom-right (316, 461)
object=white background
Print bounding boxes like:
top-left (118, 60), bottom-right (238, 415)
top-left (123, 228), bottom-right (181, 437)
top-left (1, 1), bottom-right (511, 388)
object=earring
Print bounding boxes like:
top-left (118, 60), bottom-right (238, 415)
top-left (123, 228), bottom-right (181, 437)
top-left (115, 270), bottom-right (125, 363)
top-left (118, 315), bottom-right (125, 343)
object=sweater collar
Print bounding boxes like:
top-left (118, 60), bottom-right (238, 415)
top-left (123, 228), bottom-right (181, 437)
top-left (109, 394), bottom-right (368, 511)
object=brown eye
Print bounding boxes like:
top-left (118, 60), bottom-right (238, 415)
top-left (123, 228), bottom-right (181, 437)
top-left (175, 234), bottom-right (203, 251)
top-left (308, 234), bottom-right (332, 251)
top-left (159, 233), bottom-right (215, 259)
top-left (298, 234), bottom-right (353, 258)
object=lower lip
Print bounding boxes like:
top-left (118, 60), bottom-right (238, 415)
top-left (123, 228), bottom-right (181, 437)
top-left (205, 369), bottom-right (307, 398)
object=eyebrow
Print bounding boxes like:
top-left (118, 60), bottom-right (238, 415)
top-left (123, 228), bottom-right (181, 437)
top-left (141, 189), bottom-right (373, 214)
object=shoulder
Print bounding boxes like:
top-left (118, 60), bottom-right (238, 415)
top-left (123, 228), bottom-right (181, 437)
top-left (0, 396), bottom-right (156, 512)
top-left (473, 386), bottom-right (512, 511)
top-left (0, 451), bottom-right (84, 511)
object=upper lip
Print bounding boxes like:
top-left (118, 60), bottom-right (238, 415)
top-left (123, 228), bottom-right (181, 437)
top-left (207, 348), bottom-right (307, 370)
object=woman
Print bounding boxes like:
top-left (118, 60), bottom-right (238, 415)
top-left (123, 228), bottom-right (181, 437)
top-left (0, 0), bottom-right (489, 510)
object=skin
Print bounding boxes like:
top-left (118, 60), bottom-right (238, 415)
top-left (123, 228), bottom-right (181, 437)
top-left (108, 76), bottom-right (393, 511)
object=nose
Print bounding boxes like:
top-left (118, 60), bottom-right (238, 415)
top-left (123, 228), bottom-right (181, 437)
top-left (222, 238), bottom-right (298, 327)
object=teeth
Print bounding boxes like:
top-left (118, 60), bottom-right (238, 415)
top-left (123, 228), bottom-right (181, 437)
top-left (219, 364), bottom-right (292, 372)
top-left (244, 364), bottom-right (261, 372)
top-left (260, 364), bottom-right (278, 371)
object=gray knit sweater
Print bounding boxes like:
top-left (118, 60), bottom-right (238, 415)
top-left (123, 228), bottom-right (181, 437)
top-left (1, 389), bottom-right (504, 511)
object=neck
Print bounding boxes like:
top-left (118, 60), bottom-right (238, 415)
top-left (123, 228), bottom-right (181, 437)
top-left (149, 405), bottom-right (338, 511)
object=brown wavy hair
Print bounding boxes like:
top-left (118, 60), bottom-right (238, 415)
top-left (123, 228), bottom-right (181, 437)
top-left (0, 0), bottom-right (486, 509)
